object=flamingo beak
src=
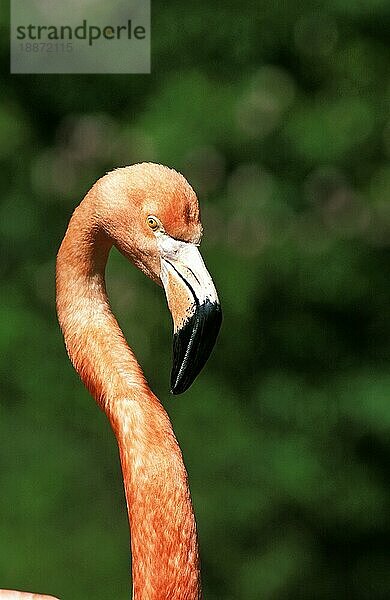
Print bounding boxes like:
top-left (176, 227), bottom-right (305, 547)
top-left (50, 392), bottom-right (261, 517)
top-left (159, 240), bottom-right (222, 394)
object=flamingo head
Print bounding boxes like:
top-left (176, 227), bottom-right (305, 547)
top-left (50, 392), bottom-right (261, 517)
top-left (95, 163), bottom-right (222, 394)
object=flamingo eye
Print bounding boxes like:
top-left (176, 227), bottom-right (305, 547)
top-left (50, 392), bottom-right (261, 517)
top-left (147, 215), bottom-right (160, 231)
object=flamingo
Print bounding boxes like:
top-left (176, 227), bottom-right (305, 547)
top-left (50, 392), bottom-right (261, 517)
top-left (1, 163), bottom-right (221, 600)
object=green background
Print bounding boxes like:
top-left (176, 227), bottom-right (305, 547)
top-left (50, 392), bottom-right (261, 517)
top-left (1, 2), bottom-right (389, 599)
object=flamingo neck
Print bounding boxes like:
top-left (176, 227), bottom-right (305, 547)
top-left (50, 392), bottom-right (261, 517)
top-left (56, 200), bottom-right (201, 600)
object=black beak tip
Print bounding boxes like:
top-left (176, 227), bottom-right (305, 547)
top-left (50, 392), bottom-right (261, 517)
top-left (170, 375), bottom-right (193, 395)
top-left (170, 382), bottom-right (186, 395)
top-left (170, 300), bottom-right (222, 395)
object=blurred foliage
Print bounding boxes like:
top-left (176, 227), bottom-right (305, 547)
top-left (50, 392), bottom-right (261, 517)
top-left (1, 1), bottom-right (390, 599)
